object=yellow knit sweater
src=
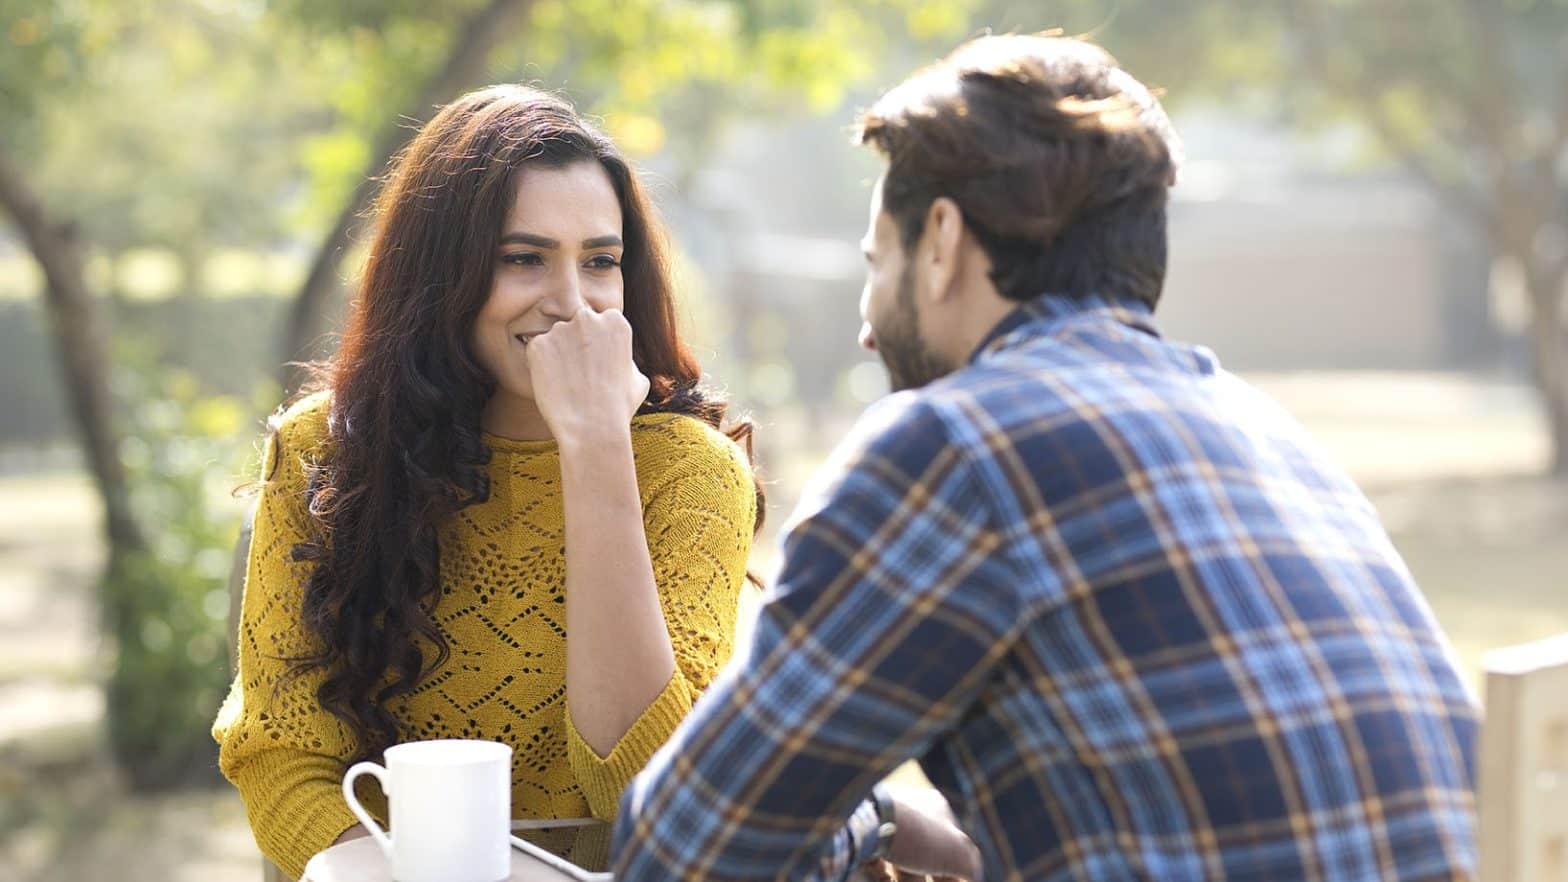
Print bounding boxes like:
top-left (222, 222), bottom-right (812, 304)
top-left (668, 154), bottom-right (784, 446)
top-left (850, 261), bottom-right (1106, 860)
top-left (212, 393), bottom-right (755, 879)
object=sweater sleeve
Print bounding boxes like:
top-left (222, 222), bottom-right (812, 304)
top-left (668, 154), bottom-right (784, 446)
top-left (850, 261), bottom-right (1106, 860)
top-left (564, 418), bottom-right (757, 819)
top-left (211, 396), bottom-right (361, 880)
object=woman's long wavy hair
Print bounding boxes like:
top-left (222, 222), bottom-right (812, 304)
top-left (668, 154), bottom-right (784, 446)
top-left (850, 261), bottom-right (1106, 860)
top-left (280, 85), bottom-right (764, 763)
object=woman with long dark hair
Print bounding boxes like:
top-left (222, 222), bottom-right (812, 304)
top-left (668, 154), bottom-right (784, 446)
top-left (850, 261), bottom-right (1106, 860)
top-left (212, 85), bottom-right (762, 879)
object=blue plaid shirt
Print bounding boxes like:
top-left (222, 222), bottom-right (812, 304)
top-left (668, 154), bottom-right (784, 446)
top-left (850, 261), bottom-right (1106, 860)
top-left (611, 295), bottom-right (1479, 881)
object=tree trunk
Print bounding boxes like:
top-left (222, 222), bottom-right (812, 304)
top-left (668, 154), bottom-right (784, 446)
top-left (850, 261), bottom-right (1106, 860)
top-left (1522, 255), bottom-right (1568, 476)
top-left (278, 0), bottom-right (537, 392)
top-left (0, 143), bottom-right (143, 553)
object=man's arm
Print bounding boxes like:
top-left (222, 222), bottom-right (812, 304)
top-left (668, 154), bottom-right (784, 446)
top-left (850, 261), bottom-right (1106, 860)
top-left (611, 395), bottom-right (1024, 881)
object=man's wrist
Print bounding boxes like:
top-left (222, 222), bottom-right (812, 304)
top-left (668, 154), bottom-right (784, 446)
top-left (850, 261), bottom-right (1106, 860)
top-left (843, 797), bottom-right (886, 874)
top-left (870, 784), bottom-right (898, 860)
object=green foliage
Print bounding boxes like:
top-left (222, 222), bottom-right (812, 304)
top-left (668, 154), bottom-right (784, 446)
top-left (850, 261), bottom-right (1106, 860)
top-left (5, 0), bottom-right (990, 262)
top-left (2, 0), bottom-right (992, 793)
top-left (274, 0), bottom-right (986, 219)
top-left (9, 0), bottom-right (330, 255)
top-left (959, 0), bottom-right (1286, 109)
top-left (1281, 0), bottom-right (1566, 179)
top-left (0, 0), bottom-right (90, 137)
top-left (100, 347), bottom-right (251, 791)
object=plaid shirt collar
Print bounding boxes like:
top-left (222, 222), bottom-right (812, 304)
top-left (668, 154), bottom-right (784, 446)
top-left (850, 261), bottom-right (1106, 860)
top-left (972, 292), bottom-right (1160, 362)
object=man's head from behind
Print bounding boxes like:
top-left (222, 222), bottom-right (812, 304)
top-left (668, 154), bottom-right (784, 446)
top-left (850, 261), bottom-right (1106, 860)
top-left (854, 33), bottom-right (1180, 392)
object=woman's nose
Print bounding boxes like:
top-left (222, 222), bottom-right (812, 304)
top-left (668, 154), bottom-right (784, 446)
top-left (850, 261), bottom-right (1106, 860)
top-left (539, 269), bottom-right (583, 321)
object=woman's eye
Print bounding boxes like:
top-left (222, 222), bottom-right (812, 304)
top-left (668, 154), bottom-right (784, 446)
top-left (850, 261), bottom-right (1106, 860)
top-left (586, 255), bottom-right (622, 270)
top-left (502, 252), bottom-right (543, 266)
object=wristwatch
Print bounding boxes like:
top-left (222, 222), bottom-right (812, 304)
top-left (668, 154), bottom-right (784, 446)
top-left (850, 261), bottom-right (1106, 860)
top-left (871, 783), bottom-right (898, 859)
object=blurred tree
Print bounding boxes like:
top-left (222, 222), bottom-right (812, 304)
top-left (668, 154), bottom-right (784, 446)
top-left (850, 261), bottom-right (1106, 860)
top-left (977, 0), bottom-right (1568, 475)
top-left (0, 0), bottom-right (981, 790)
top-left (272, 0), bottom-right (538, 384)
top-left (103, 351), bottom-right (248, 789)
top-left (0, 0), bottom-right (306, 790)
top-left (0, 150), bottom-right (137, 548)
top-left (270, 0), bottom-right (981, 388)
top-left (12, 1), bottom-right (328, 286)
top-left (1, 0), bottom-right (164, 786)
top-left (945, 0), bottom-right (1288, 101)
top-left (0, 0), bottom-right (141, 554)
top-left (1280, 0), bottom-right (1568, 475)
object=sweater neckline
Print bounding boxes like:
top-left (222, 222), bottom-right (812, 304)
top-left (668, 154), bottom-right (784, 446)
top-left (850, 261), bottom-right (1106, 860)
top-left (481, 432), bottom-right (559, 456)
top-left (481, 412), bottom-right (686, 456)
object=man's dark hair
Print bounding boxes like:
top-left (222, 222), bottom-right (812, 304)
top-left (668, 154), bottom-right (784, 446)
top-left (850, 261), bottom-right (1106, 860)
top-left (854, 33), bottom-right (1181, 308)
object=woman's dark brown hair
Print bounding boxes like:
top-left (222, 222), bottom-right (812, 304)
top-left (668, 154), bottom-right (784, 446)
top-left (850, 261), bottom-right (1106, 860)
top-left (278, 85), bottom-right (763, 762)
top-left (854, 33), bottom-right (1180, 308)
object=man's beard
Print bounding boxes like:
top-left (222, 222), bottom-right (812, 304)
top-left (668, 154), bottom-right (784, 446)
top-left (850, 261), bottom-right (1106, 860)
top-left (875, 264), bottom-right (955, 393)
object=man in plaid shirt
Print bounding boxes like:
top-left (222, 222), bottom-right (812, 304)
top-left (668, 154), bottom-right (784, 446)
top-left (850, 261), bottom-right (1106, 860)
top-left (611, 33), bottom-right (1479, 882)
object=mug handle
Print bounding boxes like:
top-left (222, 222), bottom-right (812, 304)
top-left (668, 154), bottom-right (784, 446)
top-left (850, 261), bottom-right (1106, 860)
top-left (342, 761), bottom-right (394, 860)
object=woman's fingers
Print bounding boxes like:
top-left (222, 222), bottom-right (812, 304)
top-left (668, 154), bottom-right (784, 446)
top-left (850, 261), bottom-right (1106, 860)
top-left (523, 306), bottom-right (646, 440)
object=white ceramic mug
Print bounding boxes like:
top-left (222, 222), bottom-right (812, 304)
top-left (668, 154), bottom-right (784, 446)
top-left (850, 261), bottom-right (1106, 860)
top-left (342, 739), bottom-right (512, 882)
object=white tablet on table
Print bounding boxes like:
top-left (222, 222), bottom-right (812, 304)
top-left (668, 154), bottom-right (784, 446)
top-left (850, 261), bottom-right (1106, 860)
top-left (301, 818), bottom-right (615, 882)
top-left (510, 818), bottom-right (615, 882)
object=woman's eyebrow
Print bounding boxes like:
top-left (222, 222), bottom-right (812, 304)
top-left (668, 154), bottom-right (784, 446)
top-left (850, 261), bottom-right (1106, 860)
top-left (499, 231), bottom-right (557, 248)
top-left (497, 232), bottom-right (624, 249)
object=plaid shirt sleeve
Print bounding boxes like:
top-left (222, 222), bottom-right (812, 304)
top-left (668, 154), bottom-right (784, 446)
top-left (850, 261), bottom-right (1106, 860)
top-left (611, 393), bottom-right (1023, 881)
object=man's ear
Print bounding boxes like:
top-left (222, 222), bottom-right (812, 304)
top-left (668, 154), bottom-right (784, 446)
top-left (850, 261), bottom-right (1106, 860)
top-left (921, 197), bottom-right (965, 304)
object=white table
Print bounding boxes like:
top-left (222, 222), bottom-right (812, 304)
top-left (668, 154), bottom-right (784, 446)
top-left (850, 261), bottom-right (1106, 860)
top-left (300, 835), bottom-right (589, 882)
top-left (300, 787), bottom-right (953, 882)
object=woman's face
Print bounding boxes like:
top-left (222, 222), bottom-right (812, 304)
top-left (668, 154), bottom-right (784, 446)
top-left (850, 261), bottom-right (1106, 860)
top-left (473, 160), bottom-right (626, 404)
